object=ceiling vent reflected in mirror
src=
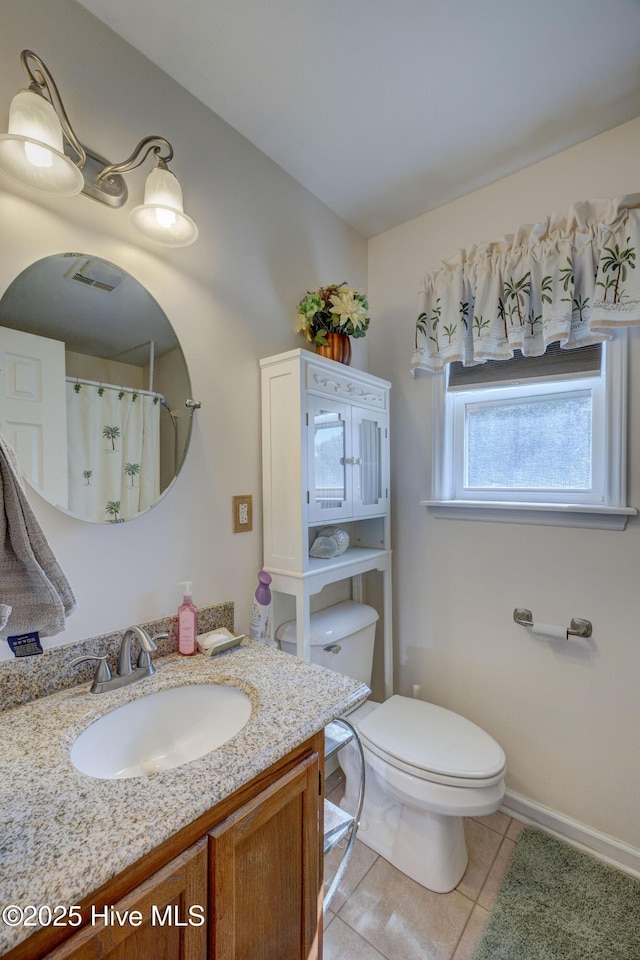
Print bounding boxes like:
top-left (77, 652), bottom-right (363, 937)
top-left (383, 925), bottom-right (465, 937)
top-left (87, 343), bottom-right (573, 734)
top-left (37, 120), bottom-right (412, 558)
top-left (63, 256), bottom-right (127, 294)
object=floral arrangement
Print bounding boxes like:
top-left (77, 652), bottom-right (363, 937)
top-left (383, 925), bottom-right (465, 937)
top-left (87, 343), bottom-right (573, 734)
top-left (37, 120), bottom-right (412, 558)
top-left (296, 283), bottom-right (370, 345)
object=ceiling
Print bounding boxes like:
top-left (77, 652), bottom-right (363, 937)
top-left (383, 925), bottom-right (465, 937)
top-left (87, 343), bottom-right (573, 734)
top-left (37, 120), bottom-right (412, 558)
top-left (77, 0), bottom-right (640, 238)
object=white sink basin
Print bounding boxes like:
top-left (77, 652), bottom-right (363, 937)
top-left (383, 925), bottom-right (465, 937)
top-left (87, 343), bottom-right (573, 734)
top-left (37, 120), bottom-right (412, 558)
top-left (71, 683), bottom-right (252, 779)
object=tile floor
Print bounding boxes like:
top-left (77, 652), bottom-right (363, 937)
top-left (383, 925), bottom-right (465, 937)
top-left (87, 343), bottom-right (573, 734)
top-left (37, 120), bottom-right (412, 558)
top-left (323, 768), bottom-right (526, 960)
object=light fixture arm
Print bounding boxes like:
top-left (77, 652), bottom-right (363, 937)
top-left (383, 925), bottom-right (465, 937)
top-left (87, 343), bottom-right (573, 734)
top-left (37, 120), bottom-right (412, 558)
top-left (20, 49), bottom-right (86, 168)
top-left (18, 52), bottom-right (175, 191)
top-left (0, 49), bottom-right (197, 244)
top-left (97, 137), bottom-right (174, 182)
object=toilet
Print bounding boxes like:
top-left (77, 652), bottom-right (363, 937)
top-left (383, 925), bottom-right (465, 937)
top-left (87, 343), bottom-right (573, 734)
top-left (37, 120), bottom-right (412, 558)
top-left (277, 600), bottom-right (506, 893)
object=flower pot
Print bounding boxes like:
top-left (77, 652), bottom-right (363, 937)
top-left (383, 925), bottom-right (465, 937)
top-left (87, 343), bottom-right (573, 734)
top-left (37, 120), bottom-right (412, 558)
top-left (315, 332), bottom-right (352, 365)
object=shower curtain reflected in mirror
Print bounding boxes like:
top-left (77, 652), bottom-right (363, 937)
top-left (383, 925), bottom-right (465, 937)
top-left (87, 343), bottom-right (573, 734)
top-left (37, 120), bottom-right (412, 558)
top-left (66, 381), bottom-right (160, 522)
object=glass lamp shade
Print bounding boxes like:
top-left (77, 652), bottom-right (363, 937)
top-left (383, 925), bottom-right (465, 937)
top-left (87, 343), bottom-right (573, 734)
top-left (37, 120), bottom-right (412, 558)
top-left (0, 89), bottom-right (84, 195)
top-left (129, 165), bottom-right (198, 246)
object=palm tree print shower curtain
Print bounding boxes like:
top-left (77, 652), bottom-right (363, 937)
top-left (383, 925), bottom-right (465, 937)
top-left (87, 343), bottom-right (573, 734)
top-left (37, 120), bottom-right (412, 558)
top-left (66, 382), bottom-right (160, 522)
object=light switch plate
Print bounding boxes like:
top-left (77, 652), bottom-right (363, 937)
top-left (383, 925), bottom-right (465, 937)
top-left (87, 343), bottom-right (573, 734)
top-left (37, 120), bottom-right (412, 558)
top-left (232, 494), bottom-right (253, 533)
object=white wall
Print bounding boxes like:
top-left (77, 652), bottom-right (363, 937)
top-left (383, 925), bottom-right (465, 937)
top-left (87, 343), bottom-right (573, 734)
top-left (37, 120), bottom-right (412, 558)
top-left (0, 1), bottom-right (367, 655)
top-left (368, 117), bottom-right (640, 849)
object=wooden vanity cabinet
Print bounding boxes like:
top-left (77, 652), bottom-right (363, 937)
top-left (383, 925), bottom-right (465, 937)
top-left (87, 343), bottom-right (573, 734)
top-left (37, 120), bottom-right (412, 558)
top-left (43, 841), bottom-right (207, 960)
top-left (208, 751), bottom-right (321, 960)
top-left (8, 734), bottom-right (323, 960)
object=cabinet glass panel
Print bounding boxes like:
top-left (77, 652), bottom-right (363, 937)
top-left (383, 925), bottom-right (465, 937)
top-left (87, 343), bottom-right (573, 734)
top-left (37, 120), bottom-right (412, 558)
top-left (313, 405), bottom-right (348, 514)
top-left (359, 417), bottom-right (382, 506)
top-left (352, 408), bottom-right (388, 517)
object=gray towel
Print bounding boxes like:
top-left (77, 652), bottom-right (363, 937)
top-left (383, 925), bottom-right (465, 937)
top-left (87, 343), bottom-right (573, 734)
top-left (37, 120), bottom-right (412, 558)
top-left (0, 433), bottom-right (77, 639)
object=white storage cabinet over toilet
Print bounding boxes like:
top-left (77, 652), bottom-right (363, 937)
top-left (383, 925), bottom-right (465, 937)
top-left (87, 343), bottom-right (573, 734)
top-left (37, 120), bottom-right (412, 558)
top-left (260, 349), bottom-right (392, 696)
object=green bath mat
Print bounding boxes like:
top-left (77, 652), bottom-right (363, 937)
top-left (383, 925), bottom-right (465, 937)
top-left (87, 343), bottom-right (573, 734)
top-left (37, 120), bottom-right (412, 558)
top-left (472, 828), bottom-right (640, 960)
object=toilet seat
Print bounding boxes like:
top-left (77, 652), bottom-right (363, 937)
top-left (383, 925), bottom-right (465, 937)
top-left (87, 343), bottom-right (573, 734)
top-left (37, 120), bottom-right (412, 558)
top-left (357, 695), bottom-right (506, 788)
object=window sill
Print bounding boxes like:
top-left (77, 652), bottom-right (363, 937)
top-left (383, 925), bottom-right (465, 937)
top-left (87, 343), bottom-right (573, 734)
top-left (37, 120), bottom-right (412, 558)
top-left (421, 500), bottom-right (637, 530)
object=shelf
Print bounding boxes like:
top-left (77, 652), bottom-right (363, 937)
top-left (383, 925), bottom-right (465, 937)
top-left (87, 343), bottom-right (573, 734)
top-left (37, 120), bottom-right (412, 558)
top-left (323, 799), bottom-right (355, 855)
top-left (324, 720), bottom-right (354, 760)
top-left (322, 718), bottom-right (365, 912)
top-left (307, 546), bottom-right (390, 576)
top-left (266, 547), bottom-right (391, 585)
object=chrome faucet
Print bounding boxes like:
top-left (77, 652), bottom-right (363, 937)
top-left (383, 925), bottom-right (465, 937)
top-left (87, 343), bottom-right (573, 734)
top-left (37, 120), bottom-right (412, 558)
top-left (72, 626), bottom-right (168, 694)
top-left (118, 625), bottom-right (159, 678)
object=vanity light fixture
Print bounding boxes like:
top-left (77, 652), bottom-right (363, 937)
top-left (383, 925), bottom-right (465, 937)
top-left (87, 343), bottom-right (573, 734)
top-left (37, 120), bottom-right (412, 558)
top-left (0, 50), bottom-right (198, 247)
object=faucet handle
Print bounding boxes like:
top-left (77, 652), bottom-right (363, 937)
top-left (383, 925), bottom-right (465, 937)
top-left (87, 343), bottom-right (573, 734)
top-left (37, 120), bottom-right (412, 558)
top-left (149, 631), bottom-right (169, 649)
top-left (71, 654), bottom-right (112, 691)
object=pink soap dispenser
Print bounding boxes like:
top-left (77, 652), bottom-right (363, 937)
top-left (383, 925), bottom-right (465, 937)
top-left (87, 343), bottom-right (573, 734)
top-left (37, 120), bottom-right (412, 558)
top-left (178, 581), bottom-right (198, 656)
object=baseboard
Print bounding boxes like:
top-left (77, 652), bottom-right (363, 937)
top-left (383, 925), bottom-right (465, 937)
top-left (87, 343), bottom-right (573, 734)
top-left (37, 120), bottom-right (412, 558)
top-left (501, 791), bottom-right (640, 880)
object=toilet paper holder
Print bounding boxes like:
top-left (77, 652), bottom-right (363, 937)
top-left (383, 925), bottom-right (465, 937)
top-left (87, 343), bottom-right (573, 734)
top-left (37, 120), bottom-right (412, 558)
top-left (513, 608), bottom-right (593, 639)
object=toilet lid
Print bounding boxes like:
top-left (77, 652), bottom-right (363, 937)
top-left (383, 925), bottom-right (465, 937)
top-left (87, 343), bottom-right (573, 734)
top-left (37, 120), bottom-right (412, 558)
top-left (358, 695), bottom-right (506, 782)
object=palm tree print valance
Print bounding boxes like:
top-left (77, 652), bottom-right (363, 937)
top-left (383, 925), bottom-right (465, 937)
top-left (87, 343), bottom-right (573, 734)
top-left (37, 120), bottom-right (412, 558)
top-left (410, 195), bottom-right (640, 375)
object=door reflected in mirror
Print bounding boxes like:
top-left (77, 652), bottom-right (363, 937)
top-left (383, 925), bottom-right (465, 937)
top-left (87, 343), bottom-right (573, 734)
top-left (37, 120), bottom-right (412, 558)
top-left (0, 253), bottom-right (195, 523)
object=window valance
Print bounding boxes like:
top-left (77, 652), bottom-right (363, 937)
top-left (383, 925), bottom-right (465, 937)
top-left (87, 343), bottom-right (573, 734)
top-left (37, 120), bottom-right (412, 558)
top-left (410, 195), bottom-right (640, 376)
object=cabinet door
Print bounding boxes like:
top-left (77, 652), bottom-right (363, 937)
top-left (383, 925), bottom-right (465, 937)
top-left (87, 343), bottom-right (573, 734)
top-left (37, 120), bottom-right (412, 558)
top-left (44, 840), bottom-right (207, 960)
top-left (308, 396), bottom-right (352, 523)
top-left (351, 406), bottom-right (389, 517)
top-left (208, 752), bottom-right (321, 960)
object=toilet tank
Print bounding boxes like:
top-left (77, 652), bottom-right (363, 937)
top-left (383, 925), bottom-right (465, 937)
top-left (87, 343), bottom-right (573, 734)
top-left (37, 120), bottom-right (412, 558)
top-left (276, 600), bottom-right (379, 685)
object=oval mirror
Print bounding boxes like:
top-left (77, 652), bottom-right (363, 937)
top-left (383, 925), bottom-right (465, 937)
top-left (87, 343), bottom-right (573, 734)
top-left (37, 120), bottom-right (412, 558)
top-left (0, 253), bottom-right (196, 523)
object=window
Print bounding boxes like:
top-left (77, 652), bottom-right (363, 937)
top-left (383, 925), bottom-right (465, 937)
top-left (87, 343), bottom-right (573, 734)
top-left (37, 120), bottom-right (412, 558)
top-left (425, 333), bottom-right (636, 529)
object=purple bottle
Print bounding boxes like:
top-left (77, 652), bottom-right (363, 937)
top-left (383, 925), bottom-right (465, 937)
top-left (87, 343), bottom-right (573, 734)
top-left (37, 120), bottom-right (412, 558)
top-left (249, 571), bottom-right (272, 641)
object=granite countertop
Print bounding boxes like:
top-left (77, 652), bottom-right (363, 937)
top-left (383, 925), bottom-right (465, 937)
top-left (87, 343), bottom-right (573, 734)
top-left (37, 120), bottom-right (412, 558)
top-left (0, 640), bottom-right (369, 955)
